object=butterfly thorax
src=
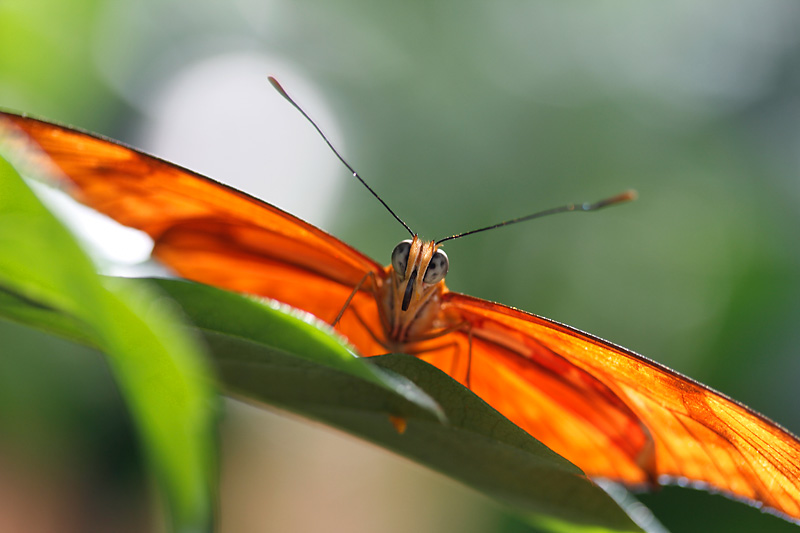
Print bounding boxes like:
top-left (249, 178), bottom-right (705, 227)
top-left (377, 235), bottom-right (451, 346)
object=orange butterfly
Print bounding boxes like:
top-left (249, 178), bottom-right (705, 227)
top-left (1, 89), bottom-right (799, 524)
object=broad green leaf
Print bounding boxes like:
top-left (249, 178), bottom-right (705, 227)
top-left (153, 278), bottom-right (439, 408)
top-left (0, 154), bottom-right (216, 532)
top-left (155, 278), bottom-right (648, 532)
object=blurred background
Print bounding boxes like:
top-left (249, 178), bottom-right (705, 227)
top-left (2, 0), bottom-right (800, 531)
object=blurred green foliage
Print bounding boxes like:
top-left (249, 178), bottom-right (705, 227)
top-left (0, 155), bottom-right (219, 532)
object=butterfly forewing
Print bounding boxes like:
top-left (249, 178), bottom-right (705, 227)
top-left (0, 112), bottom-right (380, 281)
top-left (153, 219), bottom-right (389, 353)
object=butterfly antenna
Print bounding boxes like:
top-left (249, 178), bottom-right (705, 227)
top-left (269, 76), bottom-right (414, 237)
top-left (436, 190), bottom-right (637, 244)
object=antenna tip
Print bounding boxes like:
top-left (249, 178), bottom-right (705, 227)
top-left (597, 189), bottom-right (638, 209)
top-left (617, 189), bottom-right (638, 203)
top-left (268, 76), bottom-right (289, 99)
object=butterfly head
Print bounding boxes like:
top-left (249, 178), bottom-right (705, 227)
top-left (389, 235), bottom-right (449, 313)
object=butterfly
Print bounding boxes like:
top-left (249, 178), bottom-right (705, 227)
top-left (1, 84), bottom-right (799, 524)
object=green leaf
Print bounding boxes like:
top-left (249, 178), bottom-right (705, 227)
top-left (153, 278), bottom-right (440, 409)
top-left (0, 154), bottom-right (217, 532)
top-left (154, 278), bottom-right (649, 532)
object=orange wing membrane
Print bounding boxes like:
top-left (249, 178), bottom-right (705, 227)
top-left (2, 110), bottom-right (800, 523)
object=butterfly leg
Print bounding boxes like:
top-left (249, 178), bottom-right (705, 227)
top-left (396, 321), bottom-right (475, 386)
top-left (347, 306), bottom-right (392, 350)
top-left (400, 336), bottom-right (478, 390)
top-left (332, 271), bottom-right (376, 327)
top-left (401, 340), bottom-right (463, 377)
top-left (465, 326), bottom-right (474, 389)
top-left (440, 325), bottom-right (473, 388)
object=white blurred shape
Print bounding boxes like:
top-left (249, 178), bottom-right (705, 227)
top-left (140, 52), bottom-right (345, 230)
top-left (30, 182), bottom-right (156, 275)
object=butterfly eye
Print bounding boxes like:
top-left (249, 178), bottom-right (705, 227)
top-left (391, 240), bottom-right (413, 277)
top-left (423, 249), bottom-right (449, 284)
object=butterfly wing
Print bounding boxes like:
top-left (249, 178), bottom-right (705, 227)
top-left (152, 219), bottom-right (389, 354)
top-left (433, 292), bottom-right (800, 522)
top-left (0, 112), bottom-right (387, 345)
